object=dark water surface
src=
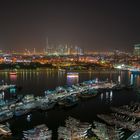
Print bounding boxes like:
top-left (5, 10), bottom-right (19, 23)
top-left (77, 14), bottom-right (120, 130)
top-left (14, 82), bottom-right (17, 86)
top-left (0, 69), bottom-right (140, 140)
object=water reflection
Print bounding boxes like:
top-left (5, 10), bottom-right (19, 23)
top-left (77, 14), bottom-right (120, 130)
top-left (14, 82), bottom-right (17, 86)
top-left (106, 92), bottom-right (109, 99)
top-left (118, 75), bottom-right (121, 84)
top-left (100, 90), bottom-right (113, 104)
top-left (9, 74), bottom-right (17, 81)
top-left (130, 73), bottom-right (140, 88)
top-left (1, 69), bottom-right (140, 95)
top-left (130, 74), bottom-right (134, 85)
top-left (66, 73), bottom-right (79, 86)
top-left (0, 69), bottom-right (138, 140)
top-left (110, 90), bottom-right (113, 102)
top-left (100, 93), bottom-right (103, 101)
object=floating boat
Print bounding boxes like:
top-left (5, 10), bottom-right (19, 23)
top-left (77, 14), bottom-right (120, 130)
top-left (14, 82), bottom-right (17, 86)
top-left (14, 102), bottom-right (31, 117)
top-left (14, 107), bottom-right (31, 117)
top-left (23, 124), bottom-right (52, 140)
top-left (0, 110), bottom-right (13, 122)
top-left (58, 116), bottom-right (92, 140)
top-left (22, 95), bottom-right (37, 110)
top-left (92, 121), bottom-right (124, 140)
top-left (22, 94), bottom-right (35, 103)
top-left (58, 126), bottom-right (71, 140)
top-left (0, 84), bottom-right (16, 91)
top-left (39, 100), bottom-right (56, 111)
top-left (78, 88), bottom-right (98, 99)
top-left (58, 95), bottom-right (79, 108)
top-left (0, 124), bottom-right (12, 136)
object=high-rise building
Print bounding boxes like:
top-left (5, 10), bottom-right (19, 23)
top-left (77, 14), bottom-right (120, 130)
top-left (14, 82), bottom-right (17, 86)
top-left (44, 39), bottom-right (83, 56)
top-left (45, 37), bottom-right (52, 55)
top-left (134, 44), bottom-right (140, 56)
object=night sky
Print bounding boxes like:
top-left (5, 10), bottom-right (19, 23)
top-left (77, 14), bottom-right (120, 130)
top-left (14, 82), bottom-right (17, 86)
top-left (0, 0), bottom-right (140, 52)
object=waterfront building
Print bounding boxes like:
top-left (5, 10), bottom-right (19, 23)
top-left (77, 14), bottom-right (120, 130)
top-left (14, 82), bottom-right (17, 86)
top-left (133, 44), bottom-right (140, 56)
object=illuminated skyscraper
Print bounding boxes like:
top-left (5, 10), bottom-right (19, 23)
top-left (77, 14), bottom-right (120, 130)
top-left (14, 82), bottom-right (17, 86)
top-left (45, 38), bottom-right (53, 55)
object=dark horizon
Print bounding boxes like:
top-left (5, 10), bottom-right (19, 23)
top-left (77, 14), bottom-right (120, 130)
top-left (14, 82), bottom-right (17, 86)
top-left (0, 0), bottom-right (140, 52)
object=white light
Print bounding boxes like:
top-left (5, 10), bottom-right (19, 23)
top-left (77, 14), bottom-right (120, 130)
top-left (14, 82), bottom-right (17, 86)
top-left (67, 75), bottom-right (79, 78)
top-left (117, 66), bottom-right (122, 69)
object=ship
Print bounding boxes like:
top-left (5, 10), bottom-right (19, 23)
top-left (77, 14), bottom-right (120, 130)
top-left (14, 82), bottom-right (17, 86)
top-left (0, 110), bottom-right (13, 122)
top-left (23, 124), bottom-right (52, 140)
top-left (78, 88), bottom-right (98, 99)
top-left (14, 107), bottom-right (31, 117)
top-left (14, 102), bottom-right (31, 117)
top-left (39, 100), bottom-right (56, 111)
top-left (92, 121), bottom-right (124, 140)
top-left (0, 124), bottom-right (12, 136)
top-left (22, 94), bottom-right (37, 110)
top-left (58, 116), bottom-right (92, 140)
top-left (58, 95), bottom-right (79, 108)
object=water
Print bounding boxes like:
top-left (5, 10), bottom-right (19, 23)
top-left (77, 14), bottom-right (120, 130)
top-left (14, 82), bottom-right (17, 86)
top-left (0, 69), bottom-right (140, 140)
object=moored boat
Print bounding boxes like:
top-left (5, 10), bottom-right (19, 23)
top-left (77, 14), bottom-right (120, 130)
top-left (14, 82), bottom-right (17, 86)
top-left (58, 95), bottom-right (79, 108)
top-left (0, 110), bottom-right (13, 122)
top-left (58, 116), bottom-right (92, 140)
top-left (0, 124), bottom-right (12, 136)
top-left (14, 107), bottom-right (31, 117)
top-left (39, 100), bottom-right (56, 111)
top-left (23, 124), bottom-right (52, 140)
top-left (78, 88), bottom-right (98, 99)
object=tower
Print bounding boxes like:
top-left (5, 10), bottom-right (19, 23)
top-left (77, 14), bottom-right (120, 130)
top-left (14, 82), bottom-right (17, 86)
top-left (46, 37), bottom-right (49, 52)
top-left (45, 37), bottom-right (51, 55)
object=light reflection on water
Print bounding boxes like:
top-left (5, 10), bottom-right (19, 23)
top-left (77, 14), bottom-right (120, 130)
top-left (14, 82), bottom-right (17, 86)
top-left (0, 69), bottom-right (139, 139)
top-left (9, 74), bottom-right (17, 81)
top-left (0, 69), bottom-right (140, 91)
top-left (66, 72), bottom-right (79, 86)
top-left (100, 90), bottom-right (113, 104)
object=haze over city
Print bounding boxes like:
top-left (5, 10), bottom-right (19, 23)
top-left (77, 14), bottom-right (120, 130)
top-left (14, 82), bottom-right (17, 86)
top-left (0, 0), bottom-right (140, 52)
top-left (1, 1), bottom-right (140, 140)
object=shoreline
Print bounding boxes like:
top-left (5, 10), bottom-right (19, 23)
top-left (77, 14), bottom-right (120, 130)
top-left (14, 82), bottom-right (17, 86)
top-left (0, 68), bottom-right (122, 73)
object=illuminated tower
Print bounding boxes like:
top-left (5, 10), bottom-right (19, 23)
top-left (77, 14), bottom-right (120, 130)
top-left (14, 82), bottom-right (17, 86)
top-left (45, 37), bottom-right (51, 55)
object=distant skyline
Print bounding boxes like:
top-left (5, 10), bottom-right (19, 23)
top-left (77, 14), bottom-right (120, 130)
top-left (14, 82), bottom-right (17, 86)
top-left (0, 0), bottom-right (140, 52)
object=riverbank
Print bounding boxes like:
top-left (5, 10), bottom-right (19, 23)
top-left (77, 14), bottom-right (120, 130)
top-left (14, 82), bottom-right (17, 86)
top-left (0, 67), bottom-right (120, 74)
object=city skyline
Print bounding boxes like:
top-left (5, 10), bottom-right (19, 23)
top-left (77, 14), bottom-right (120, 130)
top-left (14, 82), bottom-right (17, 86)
top-left (0, 0), bottom-right (140, 52)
